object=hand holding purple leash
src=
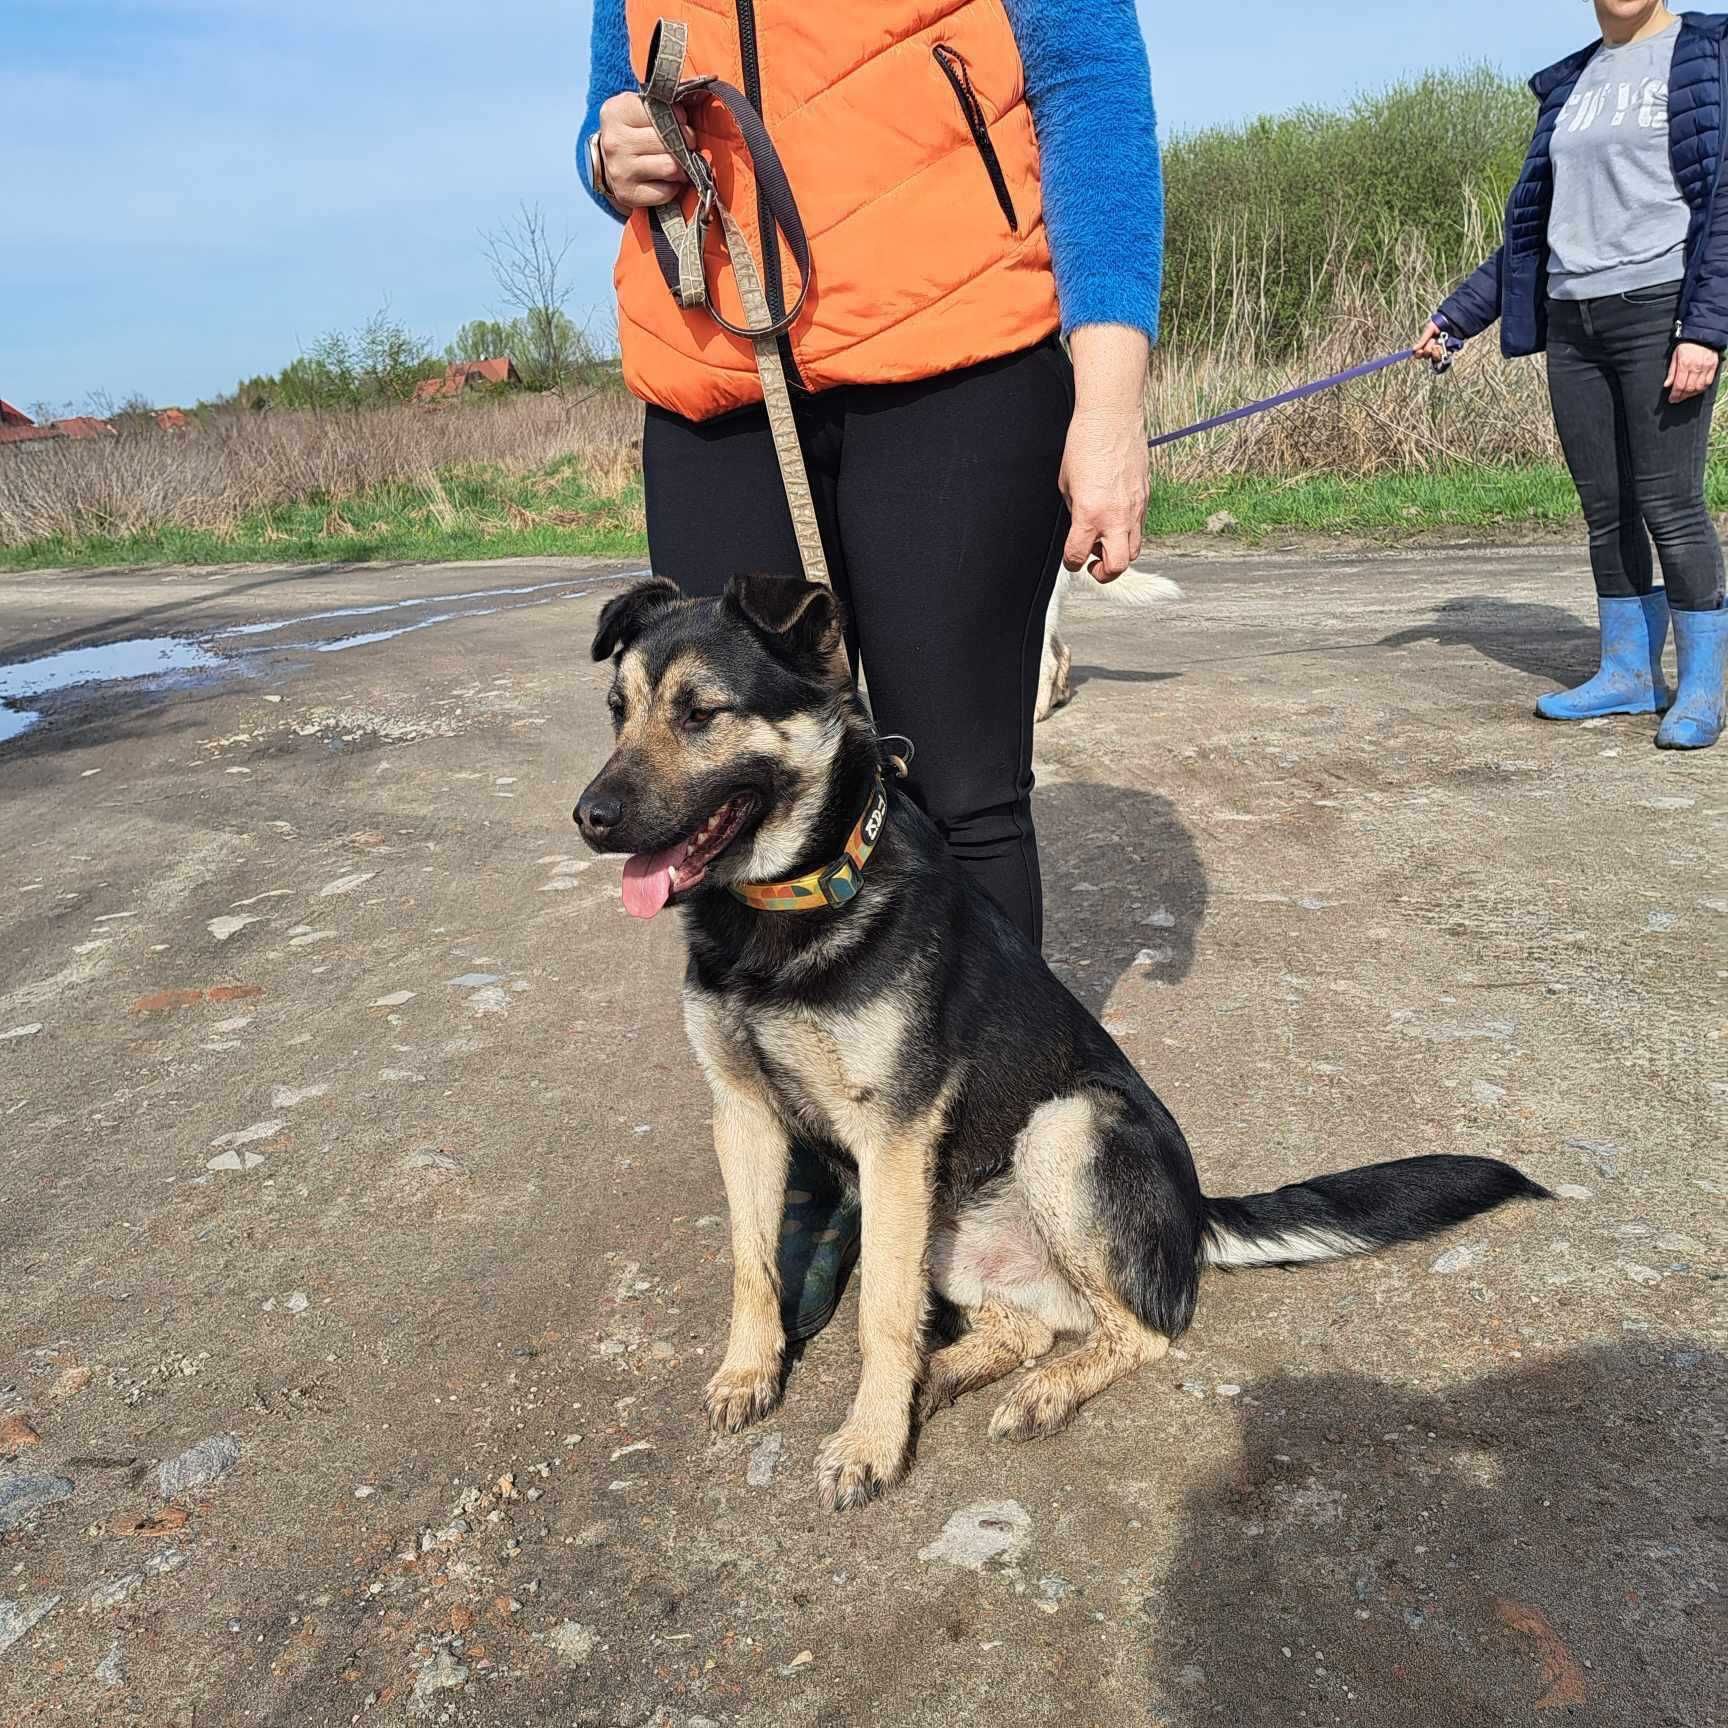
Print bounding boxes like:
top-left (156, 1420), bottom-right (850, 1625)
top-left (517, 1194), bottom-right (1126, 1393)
top-left (1146, 329), bottom-right (1464, 452)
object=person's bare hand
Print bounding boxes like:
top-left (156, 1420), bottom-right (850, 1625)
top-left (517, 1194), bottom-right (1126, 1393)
top-left (1665, 340), bottom-right (1720, 403)
top-left (1063, 325), bottom-right (1151, 581)
top-left (1061, 406), bottom-right (1147, 580)
top-left (1411, 320), bottom-right (1449, 365)
top-left (598, 92), bottom-right (695, 209)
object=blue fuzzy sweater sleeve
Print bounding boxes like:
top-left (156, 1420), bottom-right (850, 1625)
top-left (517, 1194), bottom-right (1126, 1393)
top-left (576, 0), bottom-right (633, 223)
top-left (1003, 0), bottom-right (1164, 341)
top-left (574, 0), bottom-right (1164, 336)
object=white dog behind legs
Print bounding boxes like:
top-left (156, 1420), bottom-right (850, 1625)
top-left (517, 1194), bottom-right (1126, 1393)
top-left (1036, 567), bottom-right (1183, 724)
top-left (852, 565), bottom-right (1180, 733)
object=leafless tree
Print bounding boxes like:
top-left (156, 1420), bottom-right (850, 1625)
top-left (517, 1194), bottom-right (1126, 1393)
top-left (481, 202), bottom-right (579, 390)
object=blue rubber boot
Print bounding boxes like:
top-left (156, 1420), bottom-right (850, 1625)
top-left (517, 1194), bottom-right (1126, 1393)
top-left (1656, 605), bottom-right (1728, 750)
top-left (1534, 592), bottom-right (1671, 720)
top-left (779, 1150), bottom-right (861, 1344)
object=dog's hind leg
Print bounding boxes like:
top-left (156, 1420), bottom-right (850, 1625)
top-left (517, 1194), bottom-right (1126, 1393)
top-left (988, 1293), bottom-right (1168, 1441)
top-left (1034, 583), bottom-right (1073, 724)
top-left (988, 1089), bottom-right (1188, 1441)
top-left (919, 1301), bottom-right (1056, 1421)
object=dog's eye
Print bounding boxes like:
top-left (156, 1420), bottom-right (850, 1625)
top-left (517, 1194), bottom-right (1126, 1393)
top-left (682, 705), bottom-right (728, 732)
top-left (607, 692), bottom-right (626, 724)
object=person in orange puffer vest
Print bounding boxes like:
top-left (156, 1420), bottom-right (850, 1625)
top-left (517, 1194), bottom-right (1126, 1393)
top-left (577, 0), bottom-right (1163, 1342)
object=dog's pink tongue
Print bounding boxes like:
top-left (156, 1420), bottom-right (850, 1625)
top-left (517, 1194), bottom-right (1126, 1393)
top-left (621, 846), bottom-right (683, 920)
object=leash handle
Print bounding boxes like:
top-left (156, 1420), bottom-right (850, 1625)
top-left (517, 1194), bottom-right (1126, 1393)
top-left (641, 21), bottom-right (830, 590)
top-left (1147, 335), bottom-right (1464, 452)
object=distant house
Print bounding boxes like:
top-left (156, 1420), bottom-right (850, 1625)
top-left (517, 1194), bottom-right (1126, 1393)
top-left (413, 356), bottom-right (521, 403)
top-left (156, 408), bottom-right (193, 432)
top-left (52, 416), bottom-right (119, 440)
top-left (0, 400), bottom-right (118, 446)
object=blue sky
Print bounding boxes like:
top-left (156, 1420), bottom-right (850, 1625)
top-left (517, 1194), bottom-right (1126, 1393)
top-left (4, 1), bottom-right (1572, 412)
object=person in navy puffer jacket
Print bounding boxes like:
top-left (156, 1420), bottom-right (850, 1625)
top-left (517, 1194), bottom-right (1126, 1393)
top-left (1416, 0), bottom-right (1728, 750)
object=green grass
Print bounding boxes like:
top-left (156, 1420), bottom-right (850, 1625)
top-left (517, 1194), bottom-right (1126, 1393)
top-left (0, 459), bottom-right (646, 573)
top-left (12, 457), bottom-right (1728, 572)
top-left (1147, 458), bottom-right (1728, 541)
top-left (1143, 463), bottom-right (1587, 540)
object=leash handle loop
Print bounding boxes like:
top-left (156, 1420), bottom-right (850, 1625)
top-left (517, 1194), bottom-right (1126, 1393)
top-left (640, 20), bottom-right (829, 590)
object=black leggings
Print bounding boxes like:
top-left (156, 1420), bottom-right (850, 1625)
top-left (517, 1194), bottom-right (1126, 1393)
top-left (642, 339), bottom-right (1073, 949)
top-left (1546, 285), bottom-right (1726, 612)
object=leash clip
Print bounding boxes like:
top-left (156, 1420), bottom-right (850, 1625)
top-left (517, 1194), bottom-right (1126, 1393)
top-left (878, 733), bottom-right (916, 780)
top-left (1430, 333), bottom-right (1465, 377)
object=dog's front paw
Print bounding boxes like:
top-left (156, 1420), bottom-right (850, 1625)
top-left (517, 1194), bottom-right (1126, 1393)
top-left (814, 1418), bottom-right (909, 1513)
top-left (704, 1357), bottom-right (782, 1435)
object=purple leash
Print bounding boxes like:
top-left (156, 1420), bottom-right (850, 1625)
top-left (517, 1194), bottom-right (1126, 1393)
top-left (1147, 336), bottom-right (1464, 451)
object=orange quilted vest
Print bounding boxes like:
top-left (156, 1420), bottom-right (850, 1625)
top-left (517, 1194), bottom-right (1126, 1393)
top-left (615, 0), bottom-right (1061, 421)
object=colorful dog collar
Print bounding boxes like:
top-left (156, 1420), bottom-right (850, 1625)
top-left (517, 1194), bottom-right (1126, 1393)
top-left (731, 778), bottom-right (888, 912)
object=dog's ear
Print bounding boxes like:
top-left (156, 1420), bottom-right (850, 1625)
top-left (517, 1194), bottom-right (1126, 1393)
top-left (591, 577), bottom-right (683, 662)
top-left (723, 573), bottom-right (843, 671)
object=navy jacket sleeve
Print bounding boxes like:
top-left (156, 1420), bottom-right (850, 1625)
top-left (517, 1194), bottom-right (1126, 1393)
top-left (1436, 248), bottom-right (1505, 340)
top-left (576, 0), bottom-right (634, 224)
top-left (1002, 0), bottom-right (1164, 341)
top-left (1682, 159), bottom-right (1728, 349)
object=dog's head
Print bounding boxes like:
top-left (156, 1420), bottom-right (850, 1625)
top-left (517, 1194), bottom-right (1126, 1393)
top-left (574, 573), bottom-right (859, 918)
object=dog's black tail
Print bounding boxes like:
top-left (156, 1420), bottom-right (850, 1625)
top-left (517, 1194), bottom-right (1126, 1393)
top-left (1201, 1154), bottom-right (1549, 1270)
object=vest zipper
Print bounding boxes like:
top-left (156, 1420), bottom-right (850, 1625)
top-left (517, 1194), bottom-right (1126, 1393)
top-left (735, 0), bottom-right (805, 389)
top-left (933, 44), bottom-right (1020, 234)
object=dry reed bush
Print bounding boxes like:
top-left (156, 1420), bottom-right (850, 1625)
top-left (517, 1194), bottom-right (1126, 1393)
top-left (18, 202), bottom-right (1728, 554)
top-left (0, 390), bottom-right (644, 548)
top-left (1147, 209), bottom-right (1567, 480)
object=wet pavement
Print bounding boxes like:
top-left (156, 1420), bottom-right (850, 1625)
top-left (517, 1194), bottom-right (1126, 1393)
top-left (0, 548), bottom-right (1723, 1727)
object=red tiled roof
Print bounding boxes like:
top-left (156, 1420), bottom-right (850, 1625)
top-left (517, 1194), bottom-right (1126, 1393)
top-left (0, 399), bottom-right (34, 428)
top-left (412, 356), bottom-right (520, 402)
top-left (156, 408), bottom-right (192, 431)
top-left (0, 415), bottom-right (117, 446)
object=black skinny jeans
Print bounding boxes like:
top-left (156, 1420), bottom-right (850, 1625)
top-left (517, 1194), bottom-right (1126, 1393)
top-left (1546, 283), bottom-right (1726, 612)
top-left (642, 338), bottom-right (1073, 949)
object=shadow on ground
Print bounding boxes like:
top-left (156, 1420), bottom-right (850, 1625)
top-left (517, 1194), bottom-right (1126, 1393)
top-left (1039, 779), bottom-right (1208, 1013)
top-left (1377, 595), bottom-right (1598, 683)
top-left (1067, 664), bottom-right (1182, 695)
top-left (1148, 1338), bottom-right (1725, 1726)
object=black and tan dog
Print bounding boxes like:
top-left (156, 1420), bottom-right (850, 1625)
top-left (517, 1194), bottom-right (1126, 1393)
top-left (575, 573), bottom-right (1548, 1512)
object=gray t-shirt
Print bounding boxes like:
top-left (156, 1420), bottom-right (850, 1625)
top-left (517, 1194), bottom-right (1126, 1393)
top-left (1548, 22), bottom-right (1689, 301)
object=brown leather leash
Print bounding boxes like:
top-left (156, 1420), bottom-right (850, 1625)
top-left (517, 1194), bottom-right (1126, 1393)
top-left (639, 20), bottom-right (830, 589)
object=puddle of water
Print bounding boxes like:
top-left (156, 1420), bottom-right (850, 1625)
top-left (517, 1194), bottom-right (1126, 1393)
top-left (0, 704), bottom-right (41, 743)
top-left (0, 636), bottom-right (226, 699)
top-left (233, 589), bottom-right (590, 658)
top-left (0, 569), bottom-right (638, 747)
top-left (212, 577), bottom-right (599, 640)
top-left (319, 606), bottom-right (504, 652)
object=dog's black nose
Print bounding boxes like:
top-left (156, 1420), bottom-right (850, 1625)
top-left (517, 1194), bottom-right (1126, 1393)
top-left (576, 790), bottom-right (623, 839)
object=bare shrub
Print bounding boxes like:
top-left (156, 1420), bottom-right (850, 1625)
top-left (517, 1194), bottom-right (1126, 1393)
top-left (1146, 206), bottom-right (1565, 480)
top-left (0, 390), bottom-right (643, 548)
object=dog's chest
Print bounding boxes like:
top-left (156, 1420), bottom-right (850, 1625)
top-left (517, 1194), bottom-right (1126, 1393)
top-left (697, 985), bottom-right (915, 1150)
top-left (759, 993), bottom-right (915, 1142)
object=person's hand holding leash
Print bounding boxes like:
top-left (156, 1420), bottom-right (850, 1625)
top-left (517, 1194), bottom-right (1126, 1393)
top-left (596, 93), bottom-right (695, 209)
top-left (1666, 340), bottom-right (1720, 402)
top-left (1062, 325), bottom-right (1151, 581)
top-left (1412, 320), bottom-right (1451, 365)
